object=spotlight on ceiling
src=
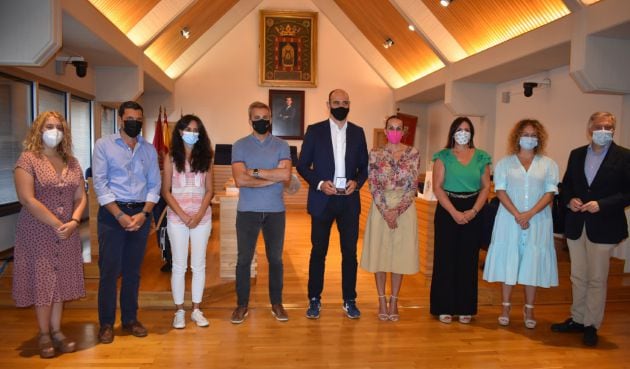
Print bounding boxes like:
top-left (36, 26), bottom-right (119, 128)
top-left (180, 27), bottom-right (191, 39)
top-left (440, 0), bottom-right (452, 7)
top-left (383, 38), bottom-right (394, 49)
top-left (408, 24), bottom-right (415, 31)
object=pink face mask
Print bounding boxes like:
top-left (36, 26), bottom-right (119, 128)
top-left (386, 130), bottom-right (403, 144)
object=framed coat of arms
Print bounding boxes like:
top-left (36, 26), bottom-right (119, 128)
top-left (259, 10), bottom-right (317, 88)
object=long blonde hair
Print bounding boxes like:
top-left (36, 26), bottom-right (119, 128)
top-left (23, 111), bottom-right (74, 162)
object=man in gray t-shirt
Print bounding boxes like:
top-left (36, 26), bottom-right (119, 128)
top-left (230, 101), bottom-right (291, 324)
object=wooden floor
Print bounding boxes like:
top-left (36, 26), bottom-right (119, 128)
top-left (1, 209), bottom-right (630, 368)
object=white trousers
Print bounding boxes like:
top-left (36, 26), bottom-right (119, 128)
top-left (167, 221), bottom-right (212, 305)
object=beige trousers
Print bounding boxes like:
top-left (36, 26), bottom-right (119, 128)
top-left (567, 226), bottom-right (616, 329)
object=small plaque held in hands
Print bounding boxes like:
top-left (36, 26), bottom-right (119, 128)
top-left (335, 177), bottom-right (347, 195)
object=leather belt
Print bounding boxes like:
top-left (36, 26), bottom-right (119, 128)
top-left (116, 201), bottom-right (145, 209)
top-left (445, 191), bottom-right (479, 199)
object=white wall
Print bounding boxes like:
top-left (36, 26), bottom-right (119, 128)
top-left (168, 0), bottom-right (394, 153)
top-left (494, 66), bottom-right (624, 175)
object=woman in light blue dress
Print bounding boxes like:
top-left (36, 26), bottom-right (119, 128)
top-left (483, 119), bottom-right (559, 329)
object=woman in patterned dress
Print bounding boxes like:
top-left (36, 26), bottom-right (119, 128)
top-left (483, 119), bottom-right (559, 329)
top-left (361, 116), bottom-right (419, 321)
top-left (161, 115), bottom-right (213, 329)
top-left (13, 111), bottom-right (86, 358)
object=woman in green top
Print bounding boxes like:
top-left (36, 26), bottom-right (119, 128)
top-left (430, 117), bottom-right (491, 324)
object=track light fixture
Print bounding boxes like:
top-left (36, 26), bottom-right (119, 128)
top-left (383, 38), bottom-right (394, 49)
top-left (180, 27), bottom-right (191, 39)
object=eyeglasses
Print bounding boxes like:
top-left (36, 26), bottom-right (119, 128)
top-left (330, 100), bottom-right (350, 108)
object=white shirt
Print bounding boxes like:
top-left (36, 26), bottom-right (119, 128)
top-left (317, 119), bottom-right (347, 191)
top-left (329, 118), bottom-right (347, 180)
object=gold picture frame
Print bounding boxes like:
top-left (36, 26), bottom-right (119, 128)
top-left (259, 10), bottom-right (317, 88)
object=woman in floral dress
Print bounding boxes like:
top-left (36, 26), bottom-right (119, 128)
top-left (13, 111), bottom-right (86, 358)
top-left (361, 116), bottom-right (419, 321)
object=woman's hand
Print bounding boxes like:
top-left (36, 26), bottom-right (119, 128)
top-left (514, 211), bottom-right (532, 230)
top-left (450, 210), bottom-right (468, 225)
top-left (187, 212), bottom-right (203, 229)
top-left (57, 221), bottom-right (78, 239)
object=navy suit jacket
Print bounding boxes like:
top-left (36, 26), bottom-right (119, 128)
top-left (297, 120), bottom-right (369, 217)
top-left (562, 142), bottom-right (630, 244)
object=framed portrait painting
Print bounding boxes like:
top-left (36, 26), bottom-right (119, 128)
top-left (269, 89), bottom-right (305, 140)
top-left (259, 10), bottom-right (317, 88)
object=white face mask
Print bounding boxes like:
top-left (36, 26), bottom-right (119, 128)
top-left (453, 130), bottom-right (471, 145)
top-left (42, 128), bottom-right (63, 148)
top-left (592, 129), bottom-right (613, 146)
top-left (519, 136), bottom-right (538, 151)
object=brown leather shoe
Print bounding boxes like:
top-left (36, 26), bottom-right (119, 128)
top-left (230, 306), bottom-right (248, 324)
top-left (122, 321), bottom-right (148, 337)
top-left (98, 324), bottom-right (114, 344)
top-left (271, 304), bottom-right (289, 322)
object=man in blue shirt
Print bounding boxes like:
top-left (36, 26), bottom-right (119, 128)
top-left (92, 101), bottom-right (161, 343)
top-left (230, 101), bottom-right (291, 324)
top-left (552, 111), bottom-right (630, 346)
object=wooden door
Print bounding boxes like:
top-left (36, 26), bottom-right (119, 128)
top-left (397, 113), bottom-right (417, 146)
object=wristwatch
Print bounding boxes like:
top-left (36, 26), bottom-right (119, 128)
top-left (143, 211), bottom-right (151, 218)
top-left (252, 168), bottom-right (260, 178)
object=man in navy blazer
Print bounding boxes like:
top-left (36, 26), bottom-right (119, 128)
top-left (551, 112), bottom-right (630, 346)
top-left (297, 89), bottom-right (368, 319)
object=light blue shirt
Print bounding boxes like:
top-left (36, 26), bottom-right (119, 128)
top-left (92, 133), bottom-right (161, 206)
top-left (584, 143), bottom-right (611, 186)
top-left (232, 134), bottom-right (290, 212)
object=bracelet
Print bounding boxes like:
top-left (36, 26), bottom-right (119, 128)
top-left (471, 208), bottom-right (478, 215)
top-left (71, 218), bottom-right (81, 225)
top-left (115, 211), bottom-right (124, 220)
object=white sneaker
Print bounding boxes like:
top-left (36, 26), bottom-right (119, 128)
top-left (191, 309), bottom-right (210, 327)
top-left (173, 309), bottom-right (186, 329)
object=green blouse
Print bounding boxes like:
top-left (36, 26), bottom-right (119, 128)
top-left (432, 148), bottom-right (492, 192)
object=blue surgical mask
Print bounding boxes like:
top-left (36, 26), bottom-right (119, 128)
top-left (519, 136), bottom-right (538, 151)
top-left (182, 132), bottom-right (199, 146)
top-left (592, 129), bottom-right (613, 146)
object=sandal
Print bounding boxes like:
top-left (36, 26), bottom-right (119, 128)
top-left (388, 296), bottom-right (399, 322)
top-left (52, 331), bottom-right (76, 353)
top-left (458, 315), bottom-right (472, 324)
top-left (498, 302), bottom-right (511, 326)
top-left (438, 314), bottom-right (452, 324)
top-left (38, 333), bottom-right (55, 359)
top-left (377, 295), bottom-right (388, 321)
top-left (523, 304), bottom-right (536, 329)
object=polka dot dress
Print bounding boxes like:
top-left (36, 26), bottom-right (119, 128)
top-left (12, 151), bottom-right (85, 307)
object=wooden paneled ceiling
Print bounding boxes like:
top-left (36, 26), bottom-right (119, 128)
top-left (87, 0), bottom-right (602, 86)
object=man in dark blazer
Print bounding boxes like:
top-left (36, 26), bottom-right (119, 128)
top-left (551, 111), bottom-right (630, 347)
top-left (297, 89), bottom-right (369, 319)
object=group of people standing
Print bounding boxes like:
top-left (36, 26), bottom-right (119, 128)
top-left (10, 89), bottom-right (629, 358)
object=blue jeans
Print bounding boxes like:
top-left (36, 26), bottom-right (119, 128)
top-left (97, 206), bottom-right (150, 325)
top-left (235, 211), bottom-right (285, 306)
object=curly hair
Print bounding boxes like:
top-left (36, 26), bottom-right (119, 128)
top-left (507, 119), bottom-right (547, 155)
top-left (23, 111), bottom-right (73, 162)
top-left (170, 114), bottom-right (213, 173)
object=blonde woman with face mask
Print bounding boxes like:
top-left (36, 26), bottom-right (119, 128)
top-left (361, 116), bottom-right (420, 321)
top-left (13, 111), bottom-right (87, 358)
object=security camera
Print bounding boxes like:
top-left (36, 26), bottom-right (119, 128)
top-left (523, 82), bottom-right (538, 97)
top-left (72, 60), bottom-right (88, 78)
top-left (55, 56), bottom-right (87, 78)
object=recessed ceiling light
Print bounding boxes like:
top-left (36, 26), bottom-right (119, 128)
top-left (440, 0), bottom-right (452, 7)
top-left (408, 24), bottom-right (415, 31)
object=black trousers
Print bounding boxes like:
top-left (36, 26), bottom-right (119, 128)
top-left (430, 195), bottom-right (482, 316)
top-left (307, 195), bottom-right (360, 301)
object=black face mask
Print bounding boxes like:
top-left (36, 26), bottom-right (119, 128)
top-left (252, 119), bottom-right (271, 134)
top-left (123, 119), bottom-right (142, 138)
top-left (330, 107), bottom-right (349, 121)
